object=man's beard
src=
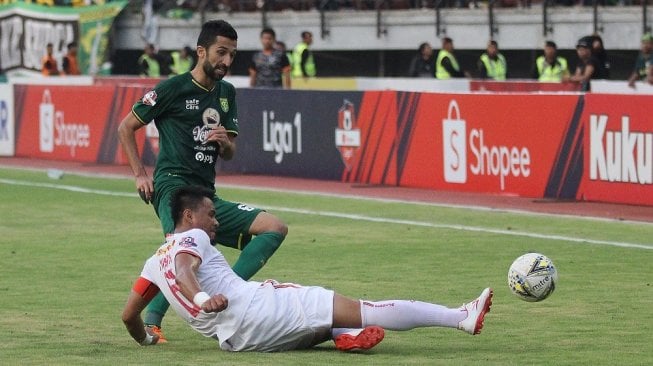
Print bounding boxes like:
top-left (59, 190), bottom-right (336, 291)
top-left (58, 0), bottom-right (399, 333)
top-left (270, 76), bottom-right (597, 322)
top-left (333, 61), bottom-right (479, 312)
top-left (203, 60), bottom-right (226, 81)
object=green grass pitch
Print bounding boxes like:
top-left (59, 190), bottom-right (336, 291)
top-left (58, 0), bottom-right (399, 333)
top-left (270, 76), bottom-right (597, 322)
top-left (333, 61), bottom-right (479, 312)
top-left (0, 167), bottom-right (651, 365)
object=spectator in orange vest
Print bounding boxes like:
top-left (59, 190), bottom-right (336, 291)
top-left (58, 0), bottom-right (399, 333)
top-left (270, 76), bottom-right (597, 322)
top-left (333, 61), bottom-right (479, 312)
top-left (62, 42), bottom-right (81, 75)
top-left (42, 43), bottom-right (61, 76)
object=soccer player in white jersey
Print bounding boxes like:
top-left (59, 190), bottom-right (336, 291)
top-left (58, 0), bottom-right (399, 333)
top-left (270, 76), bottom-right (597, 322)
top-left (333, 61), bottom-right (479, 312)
top-left (122, 186), bottom-right (493, 352)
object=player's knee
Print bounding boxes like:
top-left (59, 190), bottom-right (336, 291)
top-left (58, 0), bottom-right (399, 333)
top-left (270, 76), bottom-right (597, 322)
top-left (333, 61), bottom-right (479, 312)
top-left (274, 219), bottom-right (288, 238)
top-left (251, 213), bottom-right (288, 238)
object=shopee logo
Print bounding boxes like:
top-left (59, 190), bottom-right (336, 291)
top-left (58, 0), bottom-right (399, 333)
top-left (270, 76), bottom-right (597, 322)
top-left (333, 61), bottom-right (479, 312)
top-left (442, 101), bottom-right (467, 183)
top-left (442, 100), bottom-right (531, 190)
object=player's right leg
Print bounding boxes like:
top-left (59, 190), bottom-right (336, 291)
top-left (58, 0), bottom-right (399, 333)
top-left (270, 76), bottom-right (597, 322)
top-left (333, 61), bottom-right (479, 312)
top-left (332, 288), bottom-right (493, 336)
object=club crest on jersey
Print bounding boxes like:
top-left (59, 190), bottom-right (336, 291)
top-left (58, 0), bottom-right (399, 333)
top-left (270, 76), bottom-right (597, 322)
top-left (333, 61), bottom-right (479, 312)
top-left (220, 98), bottom-right (229, 113)
top-left (179, 236), bottom-right (197, 248)
top-left (142, 90), bottom-right (157, 106)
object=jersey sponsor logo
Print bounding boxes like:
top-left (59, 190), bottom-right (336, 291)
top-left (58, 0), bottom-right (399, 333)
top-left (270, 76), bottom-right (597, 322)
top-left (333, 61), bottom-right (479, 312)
top-left (194, 108), bottom-right (221, 150)
top-left (442, 100), bottom-right (532, 190)
top-left (219, 98), bottom-right (229, 113)
top-left (179, 236), bottom-right (197, 248)
top-left (590, 114), bottom-right (653, 184)
top-left (142, 90), bottom-right (157, 106)
top-left (186, 98), bottom-right (199, 110)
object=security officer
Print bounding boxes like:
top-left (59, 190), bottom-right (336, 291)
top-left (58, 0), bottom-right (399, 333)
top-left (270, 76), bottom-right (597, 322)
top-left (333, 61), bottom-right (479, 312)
top-left (292, 31), bottom-right (316, 78)
top-left (436, 37), bottom-right (466, 79)
top-left (170, 46), bottom-right (194, 75)
top-left (478, 40), bottom-right (507, 80)
top-left (533, 41), bottom-right (569, 82)
top-left (138, 44), bottom-right (161, 78)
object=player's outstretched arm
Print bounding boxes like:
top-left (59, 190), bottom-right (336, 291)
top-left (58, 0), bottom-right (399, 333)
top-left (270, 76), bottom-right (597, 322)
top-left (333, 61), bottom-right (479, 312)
top-left (122, 287), bottom-right (160, 345)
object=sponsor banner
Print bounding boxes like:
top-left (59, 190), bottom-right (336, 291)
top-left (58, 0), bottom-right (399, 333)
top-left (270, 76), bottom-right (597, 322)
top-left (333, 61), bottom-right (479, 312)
top-left (15, 84), bottom-right (116, 162)
top-left (222, 89), bottom-right (363, 180)
top-left (0, 1), bottom-right (127, 75)
top-left (0, 83), bottom-right (14, 156)
top-left (340, 91), bottom-right (399, 185)
top-left (578, 94), bottom-right (653, 205)
top-left (397, 93), bottom-right (581, 196)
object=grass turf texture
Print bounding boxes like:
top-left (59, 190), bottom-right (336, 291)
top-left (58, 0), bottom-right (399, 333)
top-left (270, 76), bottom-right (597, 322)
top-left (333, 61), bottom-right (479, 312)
top-left (0, 167), bottom-right (651, 365)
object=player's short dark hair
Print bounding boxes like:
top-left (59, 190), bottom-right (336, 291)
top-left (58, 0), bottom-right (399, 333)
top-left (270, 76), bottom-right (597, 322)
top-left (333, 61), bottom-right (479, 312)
top-left (442, 37), bottom-right (453, 45)
top-left (301, 31), bottom-right (312, 39)
top-left (545, 40), bottom-right (557, 49)
top-left (67, 42), bottom-right (77, 50)
top-left (261, 27), bottom-right (276, 38)
top-left (197, 20), bottom-right (238, 49)
top-left (418, 42), bottom-right (430, 53)
top-left (170, 186), bottom-right (214, 226)
top-left (488, 40), bottom-right (498, 48)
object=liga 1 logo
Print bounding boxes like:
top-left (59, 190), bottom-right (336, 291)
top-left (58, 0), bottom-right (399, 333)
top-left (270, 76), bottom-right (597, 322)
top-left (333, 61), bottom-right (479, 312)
top-left (335, 99), bottom-right (361, 171)
top-left (441, 100), bottom-right (532, 191)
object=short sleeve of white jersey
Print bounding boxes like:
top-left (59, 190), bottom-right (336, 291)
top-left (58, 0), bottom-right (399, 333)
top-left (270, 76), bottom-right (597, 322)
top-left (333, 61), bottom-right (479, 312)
top-left (175, 228), bottom-right (213, 262)
top-left (139, 229), bottom-right (213, 283)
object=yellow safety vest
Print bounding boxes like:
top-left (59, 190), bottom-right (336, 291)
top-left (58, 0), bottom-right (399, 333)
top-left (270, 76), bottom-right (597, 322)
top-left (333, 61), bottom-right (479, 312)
top-left (170, 52), bottom-right (192, 75)
top-left (436, 50), bottom-right (460, 80)
top-left (479, 53), bottom-right (507, 80)
top-left (292, 42), bottom-right (316, 77)
top-left (138, 54), bottom-right (160, 77)
top-left (536, 56), bottom-right (568, 82)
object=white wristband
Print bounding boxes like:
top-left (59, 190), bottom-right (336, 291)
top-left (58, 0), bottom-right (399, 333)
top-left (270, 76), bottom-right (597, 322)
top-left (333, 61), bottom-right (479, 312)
top-left (140, 332), bottom-right (155, 346)
top-left (193, 291), bottom-right (210, 307)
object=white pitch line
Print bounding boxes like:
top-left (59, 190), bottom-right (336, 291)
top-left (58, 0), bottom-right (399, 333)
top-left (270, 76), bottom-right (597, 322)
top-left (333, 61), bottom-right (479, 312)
top-left (2, 178), bottom-right (652, 251)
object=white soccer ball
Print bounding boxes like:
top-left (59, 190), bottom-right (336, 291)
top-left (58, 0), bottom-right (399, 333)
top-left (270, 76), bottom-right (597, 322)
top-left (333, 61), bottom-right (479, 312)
top-left (508, 252), bottom-right (558, 302)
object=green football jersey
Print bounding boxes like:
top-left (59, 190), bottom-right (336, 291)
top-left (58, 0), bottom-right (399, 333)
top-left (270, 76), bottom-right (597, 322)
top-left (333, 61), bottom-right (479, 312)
top-left (132, 73), bottom-right (239, 189)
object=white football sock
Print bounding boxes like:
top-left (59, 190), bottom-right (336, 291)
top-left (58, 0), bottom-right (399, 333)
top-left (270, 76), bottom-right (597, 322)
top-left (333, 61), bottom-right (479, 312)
top-left (331, 328), bottom-right (363, 339)
top-left (360, 299), bottom-right (466, 331)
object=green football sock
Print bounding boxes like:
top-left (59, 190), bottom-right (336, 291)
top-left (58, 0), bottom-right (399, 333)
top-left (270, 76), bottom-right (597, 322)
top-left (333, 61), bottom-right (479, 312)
top-left (144, 292), bottom-right (170, 327)
top-left (232, 231), bottom-right (285, 280)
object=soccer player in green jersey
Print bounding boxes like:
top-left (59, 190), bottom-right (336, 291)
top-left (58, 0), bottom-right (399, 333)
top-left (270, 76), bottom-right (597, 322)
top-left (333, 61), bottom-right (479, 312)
top-left (118, 19), bottom-right (288, 342)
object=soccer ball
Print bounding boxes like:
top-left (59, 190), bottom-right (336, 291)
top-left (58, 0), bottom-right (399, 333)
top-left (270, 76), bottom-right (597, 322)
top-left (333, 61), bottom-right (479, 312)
top-left (508, 253), bottom-right (558, 302)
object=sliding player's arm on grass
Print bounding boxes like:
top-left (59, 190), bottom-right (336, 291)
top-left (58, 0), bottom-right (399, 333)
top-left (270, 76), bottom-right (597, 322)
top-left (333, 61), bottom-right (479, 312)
top-left (121, 278), bottom-right (160, 345)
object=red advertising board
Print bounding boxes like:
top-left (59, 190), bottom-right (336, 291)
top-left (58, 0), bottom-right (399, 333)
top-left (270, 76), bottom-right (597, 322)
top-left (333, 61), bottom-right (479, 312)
top-left (578, 94), bottom-right (653, 205)
top-left (14, 84), bottom-right (149, 164)
top-left (341, 91), bottom-right (399, 185)
top-left (397, 93), bottom-right (581, 197)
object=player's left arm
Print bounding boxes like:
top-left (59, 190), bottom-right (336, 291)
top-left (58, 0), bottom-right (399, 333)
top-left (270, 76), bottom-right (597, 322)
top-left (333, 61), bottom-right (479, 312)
top-left (121, 278), bottom-right (160, 345)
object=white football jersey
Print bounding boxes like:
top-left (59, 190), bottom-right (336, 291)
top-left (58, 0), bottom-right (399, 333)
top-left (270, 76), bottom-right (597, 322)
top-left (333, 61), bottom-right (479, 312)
top-left (140, 228), bottom-right (260, 343)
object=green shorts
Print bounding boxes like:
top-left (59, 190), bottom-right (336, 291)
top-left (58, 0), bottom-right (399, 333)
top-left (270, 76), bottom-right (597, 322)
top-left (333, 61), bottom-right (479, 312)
top-left (153, 178), bottom-right (262, 249)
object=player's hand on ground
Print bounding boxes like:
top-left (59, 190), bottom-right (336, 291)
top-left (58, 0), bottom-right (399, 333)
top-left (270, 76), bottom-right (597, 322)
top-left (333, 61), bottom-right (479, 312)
top-left (201, 294), bottom-right (228, 313)
top-left (139, 327), bottom-right (160, 345)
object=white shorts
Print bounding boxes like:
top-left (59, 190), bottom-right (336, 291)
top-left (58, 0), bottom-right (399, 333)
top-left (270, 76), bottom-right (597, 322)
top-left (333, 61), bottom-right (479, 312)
top-left (220, 280), bottom-right (335, 352)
